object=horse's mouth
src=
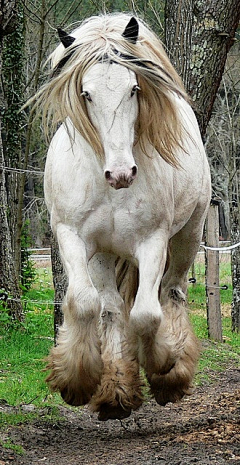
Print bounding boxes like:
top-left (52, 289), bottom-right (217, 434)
top-left (110, 180), bottom-right (132, 189)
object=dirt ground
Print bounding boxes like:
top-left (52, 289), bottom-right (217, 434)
top-left (1, 363), bottom-right (239, 465)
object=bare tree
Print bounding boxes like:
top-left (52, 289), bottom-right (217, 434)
top-left (165, 0), bottom-right (240, 138)
top-left (206, 53), bottom-right (240, 331)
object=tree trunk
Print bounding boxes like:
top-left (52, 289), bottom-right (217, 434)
top-left (50, 234), bottom-right (68, 343)
top-left (230, 208), bottom-right (240, 332)
top-left (228, 155), bottom-right (240, 332)
top-left (165, 0), bottom-right (240, 334)
top-left (0, 127), bottom-right (23, 321)
top-left (1, 1), bottom-right (25, 277)
top-left (0, 0), bottom-right (23, 321)
top-left (165, 0), bottom-right (240, 138)
top-left (0, 1), bottom-right (18, 39)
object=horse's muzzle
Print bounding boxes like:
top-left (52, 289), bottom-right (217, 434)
top-left (104, 165), bottom-right (138, 189)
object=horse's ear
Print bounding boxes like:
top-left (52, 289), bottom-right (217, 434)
top-left (57, 28), bottom-right (76, 48)
top-left (122, 17), bottom-right (139, 44)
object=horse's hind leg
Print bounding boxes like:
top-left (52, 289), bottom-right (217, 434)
top-left (89, 254), bottom-right (143, 421)
top-left (149, 214), bottom-right (206, 405)
top-left (46, 224), bottom-right (103, 406)
top-left (149, 298), bottom-right (199, 405)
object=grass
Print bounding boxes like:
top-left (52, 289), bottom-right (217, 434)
top-left (0, 260), bottom-right (239, 432)
top-left (190, 310), bottom-right (240, 385)
top-left (0, 268), bottom-right (63, 413)
top-left (188, 254), bottom-right (233, 308)
top-left (0, 267), bottom-right (65, 441)
top-left (0, 438), bottom-right (25, 455)
top-left (187, 255), bottom-right (239, 384)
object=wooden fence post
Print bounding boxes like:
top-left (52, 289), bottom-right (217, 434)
top-left (205, 201), bottom-right (223, 342)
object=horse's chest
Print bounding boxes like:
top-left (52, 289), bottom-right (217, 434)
top-left (79, 194), bottom-right (161, 256)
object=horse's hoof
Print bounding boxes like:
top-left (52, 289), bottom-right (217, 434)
top-left (150, 374), bottom-right (194, 406)
top-left (153, 388), bottom-right (185, 406)
top-left (158, 361), bottom-right (175, 375)
top-left (60, 387), bottom-right (91, 406)
top-left (153, 383), bottom-right (194, 405)
top-left (98, 403), bottom-right (132, 421)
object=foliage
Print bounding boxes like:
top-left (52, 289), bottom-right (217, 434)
top-left (0, 297), bottom-right (15, 327)
top-left (0, 290), bottom-right (23, 329)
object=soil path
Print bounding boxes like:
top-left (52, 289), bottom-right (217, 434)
top-left (1, 367), bottom-right (239, 465)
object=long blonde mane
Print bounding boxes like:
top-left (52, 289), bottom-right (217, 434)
top-left (36, 13), bottom-right (189, 166)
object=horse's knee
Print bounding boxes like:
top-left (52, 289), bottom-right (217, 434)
top-left (66, 284), bottom-right (101, 320)
top-left (129, 300), bottom-right (163, 337)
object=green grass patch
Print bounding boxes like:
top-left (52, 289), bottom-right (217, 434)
top-left (188, 283), bottom-right (233, 309)
top-left (189, 293), bottom-right (240, 387)
top-left (0, 309), bottom-right (55, 406)
top-left (196, 340), bottom-right (239, 385)
top-left (0, 405), bottom-right (65, 429)
top-left (0, 410), bottom-right (38, 429)
top-left (0, 438), bottom-right (25, 455)
top-left (192, 319), bottom-right (239, 386)
top-left (0, 267), bottom-right (57, 408)
top-left (188, 256), bottom-right (233, 310)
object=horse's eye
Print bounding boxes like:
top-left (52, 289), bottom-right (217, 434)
top-left (131, 85), bottom-right (140, 97)
top-left (81, 91), bottom-right (92, 102)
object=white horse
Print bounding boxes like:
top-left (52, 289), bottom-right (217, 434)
top-left (38, 14), bottom-right (211, 420)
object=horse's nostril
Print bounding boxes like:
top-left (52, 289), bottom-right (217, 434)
top-left (132, 165), bottom-right (138, 177)
top-left (105, 170), bottom-right (111, 180)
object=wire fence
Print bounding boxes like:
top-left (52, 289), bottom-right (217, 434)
top-left (1, 242), bottom-right (236, 308)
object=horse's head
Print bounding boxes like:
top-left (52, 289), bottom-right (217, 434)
top-left (81, 62), bottom-right (139, 189)
top-left (56, 17), bottom-right (140, 189)
top-left (38, 15), bottom-right (186, 183)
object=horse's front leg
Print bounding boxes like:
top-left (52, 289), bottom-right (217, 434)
top-left (88, 254), bottom-right (143, 421)
top-left (46, 223), bottom-right (103, 406)
top-left (129, 232), bottom-right (176, 378)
